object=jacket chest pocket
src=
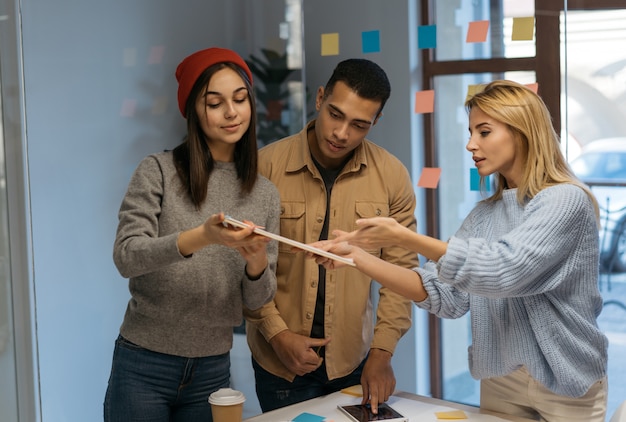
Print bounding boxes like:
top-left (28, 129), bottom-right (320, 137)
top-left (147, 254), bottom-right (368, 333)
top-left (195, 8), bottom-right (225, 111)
top-left (279, 201), bottom-right (306, 253)
top-left (354, 201), bottom-right (390, 255)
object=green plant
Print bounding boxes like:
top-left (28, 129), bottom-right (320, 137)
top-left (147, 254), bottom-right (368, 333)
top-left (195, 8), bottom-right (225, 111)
top-left (246, 48), bottom-right (296, 145)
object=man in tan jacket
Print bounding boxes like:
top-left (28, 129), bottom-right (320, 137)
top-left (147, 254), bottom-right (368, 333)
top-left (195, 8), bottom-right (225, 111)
top-left (245, 58), bottom-right (417, 415)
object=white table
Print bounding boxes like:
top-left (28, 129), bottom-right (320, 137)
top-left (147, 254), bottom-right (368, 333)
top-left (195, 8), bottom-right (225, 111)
top-left (243, 390), bottom-right (536, 421)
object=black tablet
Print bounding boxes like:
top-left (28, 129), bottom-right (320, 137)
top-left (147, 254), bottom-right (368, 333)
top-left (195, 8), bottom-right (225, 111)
top-left (337, 403), bottom-right (408, 422)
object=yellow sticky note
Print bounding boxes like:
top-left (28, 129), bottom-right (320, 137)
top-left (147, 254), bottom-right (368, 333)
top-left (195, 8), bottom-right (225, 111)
top-left (151, 96), bottom-right (168, 115)
top-left (340, 385), bottom-right (363, 397)
top-left (465, 83), bottom-right (485, 102)
top-left (435, 410), bottom-right (468, 419)
top-left (512, 16), bottom-right (535, 41)
top-left (321, 33), bottom-right (339, 56)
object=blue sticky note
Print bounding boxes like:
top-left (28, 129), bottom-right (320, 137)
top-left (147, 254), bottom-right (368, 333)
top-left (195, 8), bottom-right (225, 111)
top-left (292, 412), bottom-right (326, 422)
top-left (470, 168), bottom-right (491, 191)
top-left (470, 168), bottom-right (481, 191)
top-left (418, 25), bottom-right (437, 49)
top-left (362, 30), bottom-right (381, 53)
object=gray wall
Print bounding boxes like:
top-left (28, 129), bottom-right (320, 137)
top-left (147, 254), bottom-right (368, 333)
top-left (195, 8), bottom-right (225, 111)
top-left (303, 0), bottom-right (418, 166)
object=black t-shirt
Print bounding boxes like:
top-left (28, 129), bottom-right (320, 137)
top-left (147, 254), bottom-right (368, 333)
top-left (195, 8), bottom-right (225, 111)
top-left (310, 156), bottom-right (343, 349)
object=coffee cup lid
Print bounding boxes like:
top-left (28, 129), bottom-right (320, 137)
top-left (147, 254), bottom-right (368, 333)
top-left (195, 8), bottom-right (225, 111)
top-left (208, 388), bottom-right (246, 405)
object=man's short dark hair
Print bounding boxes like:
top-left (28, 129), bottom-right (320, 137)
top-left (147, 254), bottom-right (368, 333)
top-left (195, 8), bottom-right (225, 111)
top-left (323, 58), bottom-right (391, 113)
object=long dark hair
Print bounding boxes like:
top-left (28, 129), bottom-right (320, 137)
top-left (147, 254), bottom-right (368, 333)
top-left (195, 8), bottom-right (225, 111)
top-left (172, 62), bottom-right (258, 208)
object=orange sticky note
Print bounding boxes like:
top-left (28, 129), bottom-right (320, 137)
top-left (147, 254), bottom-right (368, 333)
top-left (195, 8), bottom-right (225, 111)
top-left (418, 167), bottom-right (441, 189)
top-left (435, 410), bottom-right (468, 419)
top-left (466, 20), bottom-right (489, 43)
top-left (414, 90), bottom-right (435, 114)
top-left (321, 33), bottom-right (339, 56)
top-left (512, 16), bottom-right (535, 41)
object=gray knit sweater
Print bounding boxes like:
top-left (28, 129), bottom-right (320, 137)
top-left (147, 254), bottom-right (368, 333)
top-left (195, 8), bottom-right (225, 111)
top-left (113, 151), bottom-right (280, 358)
top-left (415, 184), bottom-right (608, 397)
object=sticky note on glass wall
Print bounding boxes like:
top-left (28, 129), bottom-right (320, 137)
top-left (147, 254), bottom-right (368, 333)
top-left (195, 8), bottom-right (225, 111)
top-left (123, 48), bottom-right (137, 67)
top-left (465, 84), bottom-right (485, 102)
top-left (512, 16), bottom-right (535, 41)
top-left (466, 20), bottom-right (489, 43)
top-left (148, 45), bottom-right (165, 64)
top-left (418, 25), bottom-right (437, 49)
top-left (321, 33), bottom-right (339, 56)
top-left (415, 90), bottom-right (435, 114)
top-left (470, 168), bottom-right (491, 191)
top-left (470, 168), bottom-right (481, 191)
top-left (362, 30), bottom-right (381, 53)
top-left (151, 96), bottom-right (168, 115)
top-left (418, 167), bottom-right (442, 189)
top-left (120, 99), bottom-right (137, 117)
top-left (525, 82), bottom-right (538, 93)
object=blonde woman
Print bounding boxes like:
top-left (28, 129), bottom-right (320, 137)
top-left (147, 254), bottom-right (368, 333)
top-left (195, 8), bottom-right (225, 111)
top-left (312, 80), bottom-right (609, 422)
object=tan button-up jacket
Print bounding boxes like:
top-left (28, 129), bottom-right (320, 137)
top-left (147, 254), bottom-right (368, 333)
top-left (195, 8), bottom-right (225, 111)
top-left (245, 120), bottom-right (417, 381)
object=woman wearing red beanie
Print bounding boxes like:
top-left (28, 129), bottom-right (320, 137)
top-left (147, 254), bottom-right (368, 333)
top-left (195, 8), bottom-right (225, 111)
top-left (104, 47), bottom-right (280, 422)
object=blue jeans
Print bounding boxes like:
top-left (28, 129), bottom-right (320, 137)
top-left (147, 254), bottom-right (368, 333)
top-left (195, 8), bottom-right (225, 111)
top-left (104, 335), bottom-right (230, 422)
top-left (252, 357), bottom-right (365, 412)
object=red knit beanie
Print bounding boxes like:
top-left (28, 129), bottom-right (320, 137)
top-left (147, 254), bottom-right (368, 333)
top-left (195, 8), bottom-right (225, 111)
top-left (175, 47), bottom-right (253, 117)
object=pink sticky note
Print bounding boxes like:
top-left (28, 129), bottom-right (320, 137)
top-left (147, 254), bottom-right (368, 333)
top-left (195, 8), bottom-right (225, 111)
top-left (120, 99), bottom-right (137, 117)
top-left (525, 82), bottom-right (538, 93)
top-left (418, 167), bottom-right (442, 189)
top-left (414, 90), bottom-right (435, 114)
top-left (148, 45), bottom-right (165, 64)
top-left (466, 20), bottom-right (489, 43)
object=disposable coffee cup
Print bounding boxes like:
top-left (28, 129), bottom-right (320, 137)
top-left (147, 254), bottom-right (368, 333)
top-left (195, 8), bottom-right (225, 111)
top-left (208, 388), bottom-right (246, 422)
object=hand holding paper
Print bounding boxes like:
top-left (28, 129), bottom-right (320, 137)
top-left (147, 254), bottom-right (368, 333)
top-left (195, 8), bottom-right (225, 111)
top-left (223, 216), bottom-right (355, 267)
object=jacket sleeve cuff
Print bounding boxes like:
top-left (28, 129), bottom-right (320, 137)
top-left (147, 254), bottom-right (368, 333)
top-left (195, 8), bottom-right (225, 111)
top-left (258, 314), bottom-right (290, 342)
top-left (370, 331), bottom-right (401, 355)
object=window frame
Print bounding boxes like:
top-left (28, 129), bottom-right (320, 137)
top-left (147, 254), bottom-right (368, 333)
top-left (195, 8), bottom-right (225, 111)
top-left (420, 0), bottom-right (626, 399)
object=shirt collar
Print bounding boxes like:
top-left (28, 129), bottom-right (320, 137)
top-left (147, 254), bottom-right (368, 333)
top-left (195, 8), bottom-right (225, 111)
top-left (285, 120), bottom-right (368, 174)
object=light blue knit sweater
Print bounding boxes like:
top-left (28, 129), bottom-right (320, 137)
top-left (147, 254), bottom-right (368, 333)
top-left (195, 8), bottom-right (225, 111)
top-left (415, 184), bottom-right (608, 398)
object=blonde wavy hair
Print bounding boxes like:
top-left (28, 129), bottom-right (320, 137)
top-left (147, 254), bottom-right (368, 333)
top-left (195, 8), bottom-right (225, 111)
top-left (465, 80), bottom-right (599, 221)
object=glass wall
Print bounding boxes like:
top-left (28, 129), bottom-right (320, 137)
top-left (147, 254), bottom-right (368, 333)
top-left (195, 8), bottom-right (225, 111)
top-left (434, 69), bottom-right (536, 405)
top-left (562, 9), bottom-right (626, 418)
top-left (433, 0), bottom-right (535, 61)
top-left (0, 76), bottom-right (18, 422)
top-left (429, 1), bottom-right (626, 419)
top-left (430, 0), bottom-right (537, 405)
